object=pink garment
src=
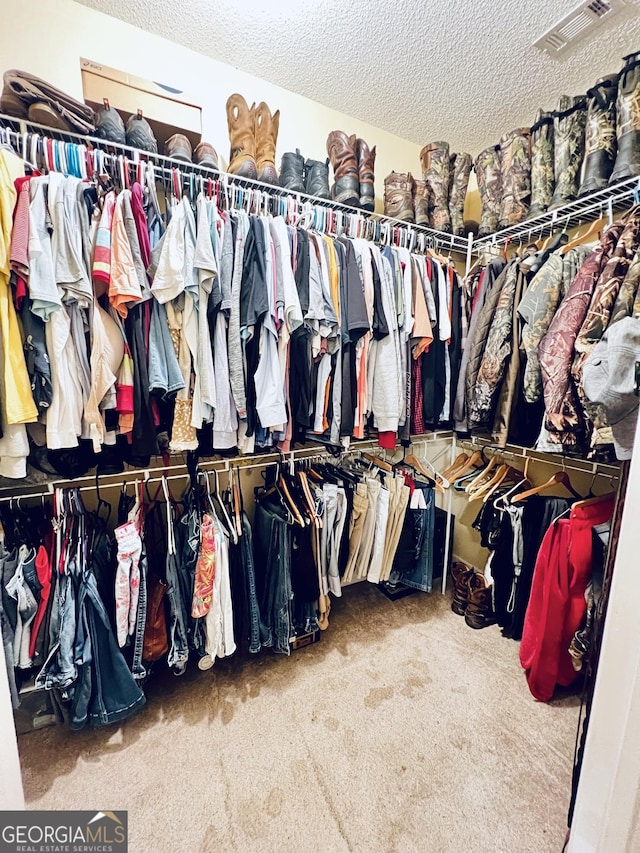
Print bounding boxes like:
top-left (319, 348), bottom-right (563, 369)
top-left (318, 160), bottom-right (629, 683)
top-left (192, 514), bottom-right (217, 618)
top-left (131, 182), bottom-right (151, 270)
top-left (114, 521), bottom-right (142, 647)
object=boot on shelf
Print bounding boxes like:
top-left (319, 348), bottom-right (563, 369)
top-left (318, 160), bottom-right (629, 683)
top-left (420, 141), bottom-right (451, 232)
top-left (305, 157), bottom-right (331, 199)
top-left (610, 52), bottom-right (640, 184)
top-left (449, 152), bottom-right (472, 236)
top-left (280, 149), bottom-right (306, 193)
top-left (413, 179), bottom-right (431, 226)
top-left (356, 137), bottom-right (376, 211)
top-left (255, 101), bottom-right (280, 185)
top-left (527, 109), bottom-right (554, 218)
top-left (579, 75), bottom-right (618, 195)
top-left (451, 561), bottom-right (474, 615)
top-left (226, 93), bottom-right (257, 180)
top-left (383, 171), bottom-right (415, 222)
top-left (164, 133), bottom-right (192, 162)
top-left (549, 95), bottom-right (587, 209)
top-left (474, 144), bottom-right (503, 237)
top-left (327, 130), bottom-right (360, 206)
top-left (498, 127), bottom-right (531, 228)
top-left (465, 573), bottom-right (497, 629)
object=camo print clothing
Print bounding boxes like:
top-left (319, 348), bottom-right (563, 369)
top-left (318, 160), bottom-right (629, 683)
top-left (468, 258), bottom-right (525, 428)
top-left (571, 206), bottom-right (640, 446)
top-left (518, 245), bottom-right (592, 404)
top-left (539, 222), bottom-right (624, 447)
top-left (420, 141), bottom-right (451, 232)
top-left (449, 153), bottom-right (472, 236)
top-left (609, 249), bottom-right (640, 325)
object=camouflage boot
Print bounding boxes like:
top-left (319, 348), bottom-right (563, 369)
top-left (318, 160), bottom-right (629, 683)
top-left (498, 127), bottom-right (531, 228)
top-left (610, 52), bottom-right (640, 184)
top-left (579, 75), bottom-right (618, 195)
top-left (413, 179), bottom-right (431, 226)
top-left (384, 172), bottom-right (415, 222)
top-left (528, 109), bottom-right (555, 218)
top-left (449, 152), bottom-right (472, 236)
top-left (474, 144), bottom-right (502, 237)
top-left (420, 141), bottom-right (451, 232)
top-left (549, 95), bottom-right (587, 209)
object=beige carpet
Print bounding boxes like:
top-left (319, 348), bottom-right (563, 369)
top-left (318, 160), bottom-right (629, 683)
top-left (18, 584), bottom-right (580, 853)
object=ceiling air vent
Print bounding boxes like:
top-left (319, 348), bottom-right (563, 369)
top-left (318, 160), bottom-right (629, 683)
top-left (534, 0), bottom-right (626, 57)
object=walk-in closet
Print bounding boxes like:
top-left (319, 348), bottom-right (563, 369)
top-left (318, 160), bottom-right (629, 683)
top-left (1, 1), bottom-right (640, 852)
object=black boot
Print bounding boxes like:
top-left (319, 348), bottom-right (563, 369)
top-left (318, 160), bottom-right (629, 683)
top-left (579, 75), bottom-right (618, 196)
top-left (610, 52), bottom-right (640, 184)
top-left (305, 157), bottom-right (331, 199)
top-left (279, 149), bottom-right (305, 193)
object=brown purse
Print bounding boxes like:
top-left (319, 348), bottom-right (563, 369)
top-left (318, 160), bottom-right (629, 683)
top-left (142, 572), bottom-right (169, 662)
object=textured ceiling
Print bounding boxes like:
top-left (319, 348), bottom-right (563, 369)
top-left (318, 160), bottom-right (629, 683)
top-left (76, 0), bottom-right (640, 153)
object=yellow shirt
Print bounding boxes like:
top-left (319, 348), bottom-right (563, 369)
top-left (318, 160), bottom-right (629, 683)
top-left (0, 149), bottom-right (38, 424)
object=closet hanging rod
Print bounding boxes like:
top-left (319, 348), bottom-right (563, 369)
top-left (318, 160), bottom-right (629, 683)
top-left (0, 113), bottom-right (472, 253)
top-left (459, 437), bottom-right (621, 478)
top-left (474, 174), bottom-right (640, 251)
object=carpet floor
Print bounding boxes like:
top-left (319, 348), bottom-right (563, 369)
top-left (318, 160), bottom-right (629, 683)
top-left (18, 584), bottom-right (580, 853)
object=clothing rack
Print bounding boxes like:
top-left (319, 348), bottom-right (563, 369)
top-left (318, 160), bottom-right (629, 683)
top-left (459, 436), bottom-right (621, 483)
top-left (473, 175), bottom-right (640, 252)
top-left (0, 113), bottom-right (472, 253)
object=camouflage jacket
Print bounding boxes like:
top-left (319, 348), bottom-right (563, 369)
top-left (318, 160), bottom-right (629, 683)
top-left (518, 245), bottom-right (592, 404)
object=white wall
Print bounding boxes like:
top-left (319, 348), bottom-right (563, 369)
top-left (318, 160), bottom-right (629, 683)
top-left (0, 0), bottom-right (426, 213)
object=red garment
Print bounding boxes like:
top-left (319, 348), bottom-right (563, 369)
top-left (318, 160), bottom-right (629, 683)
top-left (378, 431), bottom-right (397, 450)
top-left (131, 182), bottom-right (151, 270)
top-left (411, 358), bottom-right (425, 434)
top-left (520, 496), bottom-right (614, 702)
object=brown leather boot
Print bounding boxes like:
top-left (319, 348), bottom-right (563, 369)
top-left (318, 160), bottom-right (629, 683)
top-left (450, 561), bottom-right (474, 615)
top-left (327, 131), bottom-right (360, 206)
top-left (356, 137), bottom-right (376, 211)
top-left (413, 179), bottom-right (431, 225)
top-left (226, 94), bottom-right (257, 180)
top-left (255, 101), bottom-right (280, 185)
top-left (465, 573), bottom-right (497, 629)
top-left (384, 171), bottom-right (415, 222)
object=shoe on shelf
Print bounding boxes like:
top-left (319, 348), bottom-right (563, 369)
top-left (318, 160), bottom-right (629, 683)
top-left (255, 100), bottom-right (280, 185)
top-left (164, 133), bottom-right (192, 162)
top-left (125, 113), bottom-right (158, 153)
top-left (420, 140), bottom-right (452, 232)
top-left (356, 136), bottom-right (376, 211)
top-left (413, 178), bottom-right (431, 226)
top-left (280, 148), bottom-right (306, 193)
top-left (94, 105), bottom-right (126, 145)
top-left (528, 109), bottom-right (555, 218)
top-left (305, 157), bottom-right (331, 199)
top-left (609, 52), bottom-right (640, 184)
top-left (327, 130), bottom-right (360, 207)
top-left (194, 141), bottom-right (219, 170)
top-left (449, 152), bottom-right (473, 236)
top-left (384, 171), bottom-right (415, 222)
top-left (474, 144), bottom-right (502, 236)
top-left (579, 75), bottom-right (617, 195)
top-left (226, 93), bottom-right (257, 180)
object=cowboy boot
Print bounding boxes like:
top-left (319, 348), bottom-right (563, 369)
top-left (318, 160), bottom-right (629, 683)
top-left (610, 52), bottom-right (640, 184)
top-left (226, 94), bottom-right (257, 180)
top-left (255, 101), bottom-right (280, 185)
top-left (449, 152), bottom-right (472, 236)
top-left (420, 141), bottom-right (451, 232)
top-left (451, 561), bottom-right (474, 615)
top-left (384, 172), bottom-right (415, 222)
top-left (356, 137), bottom-right (376, 211)
top-left (474, 145), bottom-right (503, 237)
top-left (527, 109), bottom-right (555, 218)
top-left (327, 131), bottom-right (360, 206)
top-left (549, 95), bottom-right (587, 209)
top-left (305, 157), bottom-right (331, 199)
top-left (498, 127), bottom-right (531, 228)
top-left (464, 573), bottom-right (497, 629)
top-left (413, 179), bottom-right (431, 226)
top-left (579, 75), bottom-right (618, 195)
top-left (279, 149), bottom-right (305, 193)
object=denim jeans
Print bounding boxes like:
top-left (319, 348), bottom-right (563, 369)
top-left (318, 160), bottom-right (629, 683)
top-left (230, 512), bottom-right (269, 654)
top-left (389, 485), bottom-right (435, 593)
top-left (254, 501), bottom-right (293, 655)
top-left (70, 569), bottom-right (145, 729)
top-left (36, 571), bottom-right (77, 691)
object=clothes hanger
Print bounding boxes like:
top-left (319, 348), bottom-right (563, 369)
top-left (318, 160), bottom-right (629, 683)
top-left (403, 451), bottom-right (448, 492)
top-left (480, 464), bottom-right (526, 504)
top-left (493, 457), bottom-right (531, 510)
top-left (441, 452), bottom-right (469, 480)
top-left (571, 490), bottom-right (616, 509)
top-left (465, 453), bottom-right (502, 493)
top-left (211, 466), bottom-right (238, 544)
top-left (468, 461), bottom-right (511, 502)
top-left (560, 216), bottom-right (607, 255)
top-left (451, 450), bottom-right (484, 481)
top-left (362, 452), bottom-right (393, 473)
top-left (511, 470), bottom-right (582, 504)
